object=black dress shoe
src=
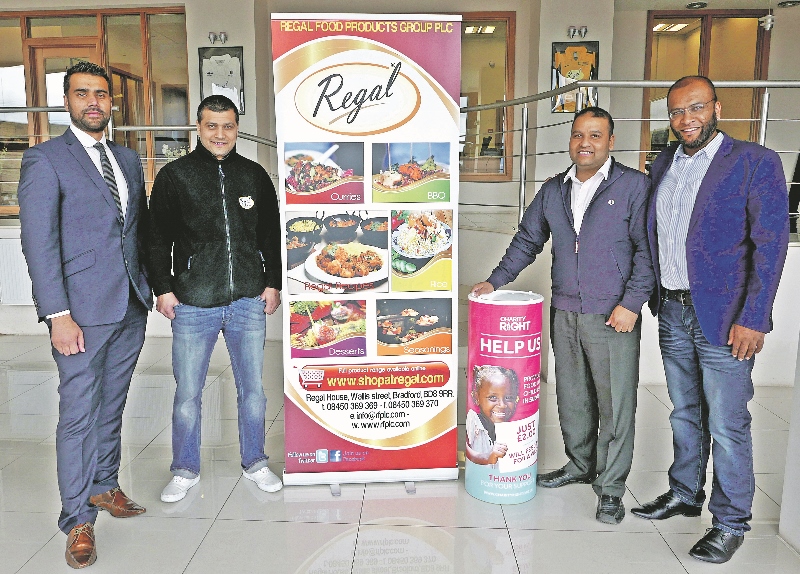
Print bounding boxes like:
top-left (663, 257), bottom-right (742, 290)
top-left (596, 495), bottom-right (625, 524)
top-left (631, 491), bottom-right (702, 520)
top-left (536, 467), bottom-right (595, 488)
top-left (689, 527), bottom-right (744, 564)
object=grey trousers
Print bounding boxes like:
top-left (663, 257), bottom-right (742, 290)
top-left (551, 309), bottom-right (641, 498)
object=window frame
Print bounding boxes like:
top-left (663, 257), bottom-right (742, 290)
top-left (640, 8), bottom-right (771, 170)
top-left (0, 7), bottom-right (187, 216)
top-left (459, 11), bottom-right (516, 183)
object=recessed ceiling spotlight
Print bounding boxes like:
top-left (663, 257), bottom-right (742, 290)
top-left (686, 2), bottom-right (708, 8)
top-left (777, 1), bottom-right (800, 7)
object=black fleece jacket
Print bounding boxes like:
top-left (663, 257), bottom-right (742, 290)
top-left (147, 141), bottom-right (281, 307)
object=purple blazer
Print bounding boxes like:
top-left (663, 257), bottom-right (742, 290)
top-left (646, 133), bottom-right (789, 346)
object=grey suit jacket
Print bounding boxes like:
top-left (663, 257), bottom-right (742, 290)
top-left (18, 128), bottom-right (152, 326)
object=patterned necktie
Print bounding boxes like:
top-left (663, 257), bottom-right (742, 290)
top-left (93, 142), bottom-right (123, 220)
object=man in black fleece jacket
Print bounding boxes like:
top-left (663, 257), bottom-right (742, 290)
top-left (148, 95), bottom-right (283, 502)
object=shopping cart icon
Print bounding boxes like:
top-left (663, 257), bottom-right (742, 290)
top-left (299, 368), bottom-right (325, 390)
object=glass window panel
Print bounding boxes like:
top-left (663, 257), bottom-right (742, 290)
top-left (29, 16), bottom-right (97, 38)
top-left (44, 56), bottom-right (91, 138)
top-left (461, 19), bottom-right (508, 177)
top-left (106, 15), bottom-right (146, 156)
top-left (148, 13), bottom-right (189, 177)
top-left (646, 17), bottom-right (701, 163)
top-left (710, 17), bottom-right (759, 141)
top-left (0, 18), bottom-right (26, 208)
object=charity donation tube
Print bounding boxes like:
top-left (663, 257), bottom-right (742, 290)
top-left (465, 290), bottom-right (543, 504)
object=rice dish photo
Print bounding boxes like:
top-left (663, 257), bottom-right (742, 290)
top-left (392, 212), bottom-right (452, 259)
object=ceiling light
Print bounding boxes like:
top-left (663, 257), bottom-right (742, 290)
top-left (653, 23), bottom-right (669, 31)
top-left (464, 26), bottom-right (477, 34)
top-left (670, 23), bottom-right (688, 31)
top-left (686, 2), bottom-right (708, 8)
top-left (777, 1), bottom-right (800, 7)
top-left (482, 26), bottom-right (495, 34)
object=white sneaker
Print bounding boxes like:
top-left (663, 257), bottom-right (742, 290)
top-left (243, 466), bottom-right (283, 492)
top-left (160, 475), bottom-right (200, 502)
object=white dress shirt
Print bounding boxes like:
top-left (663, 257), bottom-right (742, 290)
top-left (564, 155), bottom-right (612, 234)
top-left (69, 124), bottom-right (129, 219)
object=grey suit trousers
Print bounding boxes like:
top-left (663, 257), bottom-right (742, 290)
top-left (51, 292), bottom-right (147, 533)
top-left (551, 309), bottom-right (641, 498)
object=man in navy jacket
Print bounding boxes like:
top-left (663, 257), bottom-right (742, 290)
top-left (631, 76), bottom-right (788, 564)
top-left (472, 107), bottom-right (654, 525)
top-left (19, 62), bottom-right (152, 568)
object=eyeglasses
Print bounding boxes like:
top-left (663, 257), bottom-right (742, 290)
top-left (668, 99), bottom-right (716, 120)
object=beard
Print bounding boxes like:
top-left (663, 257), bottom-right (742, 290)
top-left (70, 108), bottom-right (110, 133)
top-left (672, 113), bottom-right (718, 151)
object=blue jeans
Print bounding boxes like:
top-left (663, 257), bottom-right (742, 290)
top-left (170, 296), bottom-right (269, 478)
top-left (659, 298), bottom-right (755, 536)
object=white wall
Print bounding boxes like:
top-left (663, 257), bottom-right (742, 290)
top-left (779, 332), bottom-right (800, 551)
top-left (763, 5), bottom-right (800, 184)
top-left (533, 0), bottom-right (616, 188)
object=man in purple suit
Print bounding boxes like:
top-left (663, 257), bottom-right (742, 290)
top-left (19, 62), bottom-right (152, 569)
top-left (631, 76), bottom-right (789, 564)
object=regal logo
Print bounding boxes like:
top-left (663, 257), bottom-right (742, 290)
top-left (295, 61), bottom-right (421, 136)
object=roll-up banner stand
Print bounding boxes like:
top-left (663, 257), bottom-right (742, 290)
top-left (272, 14), bottom-right (462, 486)
top-left (465, 291), bottom-right (543, 504)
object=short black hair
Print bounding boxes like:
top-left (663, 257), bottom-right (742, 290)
top-left (471, 365), bottom-right (520, 403)
top-left (667, 75), bottom-right (717, 102)
top-left (197, 95), bottom-right (239, 124)
top-left (63, 61), bottom-right (111, 95)
top-left (573, 106), bottom-right (614, 135)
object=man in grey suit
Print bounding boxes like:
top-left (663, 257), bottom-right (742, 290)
top-left (472, 107), bottom-right (654, 525)
top-left (18, 62), bottom-right (152, 569)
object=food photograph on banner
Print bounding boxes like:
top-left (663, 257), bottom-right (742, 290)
top-left (372, 142), bottom-right (450, 203)
top-left (376, 298), bottom-right (453, 356)
top-left (284, 141), bottom-right (365, 204)
top-left (272, 13), bottom-right (461, 484)
top-left (286, 210), bottom-right (390, 295)
top-left (289, 300), bottom-right (367, 359)
top-left (391, 209), bottom-right (453, 292)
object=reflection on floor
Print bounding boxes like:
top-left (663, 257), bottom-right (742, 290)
top-left (0, 332), bottom-right (797, 573)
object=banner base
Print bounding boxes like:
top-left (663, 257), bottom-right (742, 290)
top-left (283, 467), bottom-right (459, 486)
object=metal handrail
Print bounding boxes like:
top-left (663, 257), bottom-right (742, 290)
top-left (2, 79), bottom-right (799, 225)
top-left (460, 79), bottom-right (800, 112)
top-left (459, 79), bottom-right (800, 223)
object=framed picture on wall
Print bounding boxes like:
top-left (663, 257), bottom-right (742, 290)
top-left (551, 41), bottom-right (599, 113)
top-left (199, 46), bottom-right (245, 114)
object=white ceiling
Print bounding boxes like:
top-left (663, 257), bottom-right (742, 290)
top-left (615, 0), bottom-right (790, 10)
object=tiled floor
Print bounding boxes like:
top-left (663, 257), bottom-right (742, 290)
top-left (0, 331), bottom-right (797, 573)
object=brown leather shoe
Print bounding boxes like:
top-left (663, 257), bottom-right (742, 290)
top-left (65, 522), bottom-right (96, 569)
top-left (89, 487), bottom-right (146, 518)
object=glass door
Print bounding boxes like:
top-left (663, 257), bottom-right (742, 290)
top-left (642, 10), bottom-right (770, 171)
top-left (29, 44), bottom-right (100, 144)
